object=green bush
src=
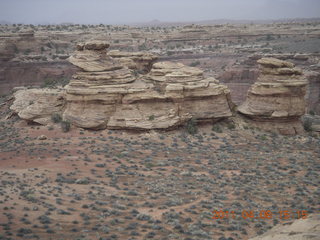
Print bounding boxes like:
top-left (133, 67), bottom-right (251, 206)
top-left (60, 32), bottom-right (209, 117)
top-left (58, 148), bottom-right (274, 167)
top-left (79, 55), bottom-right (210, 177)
top-left (51, 113), bottom-right (62, 123)
top-left (190, 61), bottom-right (200, 67)
top-left (212, 124), bottom-right (222, 133)
top-left (61, 120), bottom-right (71, 132)
top-left (227, 122), bottom-right (236, 130)
top-left (303, 118), bottom-right (312, 132)
top-left (148, 115), bottom-right (155, 121)
top-left (186, 118), bottom-right (198, 135)
top-left (42, 77), bottom-right (70, 88)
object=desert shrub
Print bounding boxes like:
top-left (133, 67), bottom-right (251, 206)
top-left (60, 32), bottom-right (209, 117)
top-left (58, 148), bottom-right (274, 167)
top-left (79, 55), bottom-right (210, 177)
top-left (259, 135), bottom-right (267, 141)
top-left (138, 44), bottom-right (147, 51)
top-left (61, 120), bottom-right (71, 132)
top-left (309, 110), bottom-right (315, 116)
top-left (227, 122), bottom-right (236, 130)
top-left (24, 49), bottom-right (31, 55)
top-left (148, 115), bottom-right (155, 121)
top-left (190, 61), bottom-right (200, 67)
top-left (303, 118), bottom-right (312, 132)
top-left (186, 118), bottom-right (198, 135)
top-left (212, 124), bottom-right (222, 133)
top-left (42, 77), bottom-right (69, 88)
top-left (51, 113), bottom-right (62, 123)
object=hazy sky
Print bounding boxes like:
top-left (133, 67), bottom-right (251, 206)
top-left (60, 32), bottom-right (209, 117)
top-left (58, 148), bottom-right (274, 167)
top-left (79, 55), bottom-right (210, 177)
top-left (0, 0), bottom-right (319, 24)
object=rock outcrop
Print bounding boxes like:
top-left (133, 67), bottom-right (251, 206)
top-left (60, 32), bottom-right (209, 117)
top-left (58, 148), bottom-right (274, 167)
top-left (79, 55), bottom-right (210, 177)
top-left (10, 88), bottom-right (65, 125)
top-left (107, 50), bottom-right (157, 72)
top-left (238, 57), bottom-right (308, 135)
top-left (249, 214), bottom-right (320, 240)
top-left (62, 41), bottom-right (233, 130)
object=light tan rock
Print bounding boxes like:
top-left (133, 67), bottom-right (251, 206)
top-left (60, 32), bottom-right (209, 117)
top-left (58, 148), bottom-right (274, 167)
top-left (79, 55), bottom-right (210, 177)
top-left (62, 42), bottom-right (233, 130)
top-left (68, 50), bottom-right (123, 72)
top-left (10, 88), bottom-right (65, 125)
top-left (249, 214), bottom-right (320, 240)
top-left (238, 57), bottom-right (308, 135)
top-left (257, 57), bottom-right (294, 68)
top-left (148, 62), bottom-right (203, 83)
top-left (38, 135), bottom-right (47, 140)
top-left (108, 50), bottom-right (157, 72)
top-left (12, 41), bottom-right (233, 130)
top-left (83, 40), bottom-right (110, 50)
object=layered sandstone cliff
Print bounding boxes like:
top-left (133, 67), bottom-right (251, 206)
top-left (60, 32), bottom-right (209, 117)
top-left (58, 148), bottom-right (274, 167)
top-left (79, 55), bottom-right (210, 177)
top-left (62, 41), bottom-right (233, 130)
top-left (238, 57), bottom-right (308, 135)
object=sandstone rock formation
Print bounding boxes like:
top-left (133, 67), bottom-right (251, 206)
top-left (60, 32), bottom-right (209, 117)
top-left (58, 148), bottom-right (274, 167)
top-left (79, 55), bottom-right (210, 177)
top-left (62, 41), bottom-right (233, 130)
top-left (107, 50), bottom-right (157, 72)
top-left (238, 57), bottom-right (308, 135)
top-left (249, 214), bottom-right (320, 240)
top-left (10, 88), bottom-right (65, 125)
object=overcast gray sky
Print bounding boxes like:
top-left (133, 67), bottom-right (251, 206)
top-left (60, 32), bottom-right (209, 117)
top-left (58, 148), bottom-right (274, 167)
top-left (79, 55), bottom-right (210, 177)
top-left (0, 0), bottom-right (319, 24)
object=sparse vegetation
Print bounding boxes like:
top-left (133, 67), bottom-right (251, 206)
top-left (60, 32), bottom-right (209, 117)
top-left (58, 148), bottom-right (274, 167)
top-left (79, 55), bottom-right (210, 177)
top-left (185, 118), bottom-right (198, 135)
top-left (212, 124), bottom-right (223, 133)
top-left (190, 61), bottom-right (200, 67)
top-left (42, 78), bottom-right (69, 88)
top-left (51, 113), bottom-right (62, 123)
top-left (61, 120), bottom-right (71, 132)
top-left (0, 20), bottom-right (319, 240)
top-left (303, 118), bottom-right (312, 132)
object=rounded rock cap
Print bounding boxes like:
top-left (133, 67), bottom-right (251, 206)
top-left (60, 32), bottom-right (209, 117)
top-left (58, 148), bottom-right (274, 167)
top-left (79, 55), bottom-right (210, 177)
top-left (257, 57), bottom-right (294, 68)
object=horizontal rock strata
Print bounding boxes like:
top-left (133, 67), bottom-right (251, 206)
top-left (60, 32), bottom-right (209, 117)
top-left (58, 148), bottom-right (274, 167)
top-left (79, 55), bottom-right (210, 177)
top-left (62, 41), bottom-right (233, 130)
top-left (238, 57), bottom-right (308, 135)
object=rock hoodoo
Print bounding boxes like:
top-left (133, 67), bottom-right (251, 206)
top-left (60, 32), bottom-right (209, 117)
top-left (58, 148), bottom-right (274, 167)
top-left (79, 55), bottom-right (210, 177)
top-left (63, 41), bottom-right (233, 130)
top-left (238, 57), bottom-right (308, 135)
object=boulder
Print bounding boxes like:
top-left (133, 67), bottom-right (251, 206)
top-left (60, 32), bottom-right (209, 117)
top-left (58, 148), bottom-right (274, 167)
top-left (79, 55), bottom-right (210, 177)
top-left (10, 88), bottom-right (65, 125)
top-left (38, 135), bottom-right (47, 140)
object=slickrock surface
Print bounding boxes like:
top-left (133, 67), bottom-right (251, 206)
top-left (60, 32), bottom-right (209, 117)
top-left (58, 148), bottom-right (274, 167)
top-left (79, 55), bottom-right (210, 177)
top-left (249, 214), bottom-right (320, 240)
top-left (10, 88), bottom-right (65, 125)
top-left (63, 41), bottom-right (233, 130)
top-left (238, 57), bottom-right (308, 135)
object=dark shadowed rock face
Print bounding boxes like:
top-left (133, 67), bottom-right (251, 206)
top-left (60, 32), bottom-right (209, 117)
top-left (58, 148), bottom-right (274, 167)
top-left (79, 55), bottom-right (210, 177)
top-left (0, 61), bottom-right (77, 95)
top-left (305, 70), bottom-right (320, 115)
top-left (218, 67), bottom-right (259, 105)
